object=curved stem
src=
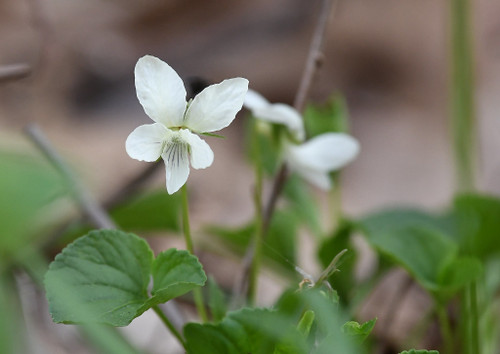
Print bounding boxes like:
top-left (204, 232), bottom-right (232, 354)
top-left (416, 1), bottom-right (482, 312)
top-left (437, 303), bottom-right (454, 354)
top-left (181, 185), bottom-right (208, 322)
top-left (152, 305), bottom-right (187, 350)
top-left (468, 281), bottom-right (480, 354)
top-left (248, 123), bottom-right (264, 305)
top-left (233, 0), bottom-right (337, 302)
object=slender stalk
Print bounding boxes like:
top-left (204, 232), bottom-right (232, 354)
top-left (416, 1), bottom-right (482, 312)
top-left (449, 0), bottom-right (479, 352)
top-left (450, 0), bottom-right (475, 192)
top-left (469, 281), bottom-right (480, 354)
top-left (329, 173), bottom-right (342, 230)
top-left (234, 0), bottom-right (337, 301)
top-left (0, 63), bottom-right (31, 83)
top-left (24, 124), bottom-right (116, 229)
top-left (152, 305), bottom-right (186, 350)
top-left (181, 185), bottom-right (208, 322)
top-left (248, 122), bottom-right (264, 305)
top-left (437, 304), bottom-right (454, 354)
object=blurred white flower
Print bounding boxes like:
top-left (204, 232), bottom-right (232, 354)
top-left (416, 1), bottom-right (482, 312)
top-left (126, 55), bottom-right (248, 194)
top-left (285, 134), bottom-right (359, 190)
top-left (244, 89), bottom-right (359, 190)
top-left (244, 89), bottom-right (305, 142)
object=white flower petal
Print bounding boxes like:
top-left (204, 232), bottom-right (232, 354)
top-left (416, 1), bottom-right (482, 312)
top-left (126, 123), bottom-right (168, 162)
top-left (135, 55), bottom-right (187, 127)
top-left (286, 133), bottom-right (359, 172)
top-left (161, 141), bottom-right (190, 194)
top-left (244, 89), bottom-right (305, 141)
top-left (244, 89), bottom-right (270, 111)
top-left (252, 103), bottom-right (305, 141)
top-left (295, 168), bottom-right (332, 190)
top-left (179, 129), bottom-right (214, 169)
top-left (184, 77), bottom-right (249, 133)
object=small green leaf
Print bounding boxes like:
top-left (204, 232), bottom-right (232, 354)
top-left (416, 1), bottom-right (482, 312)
top-left (437, 256), bottom-right (483, 294)
top-left (399, 350), bottom-right (439, 354)
top-left (357, 210), bottom-right (458, 292)
top-left (0, 151), bottom-right (66, 260)
top-left (318, 222), bottom-right (356, 303)
top-left (207, 209), bottom-right (298, 273)
top-left (246, 117), bottom-right (282, 175)
top-left (341, 318), bottom-right (376, 343)
top-left (283, 175), bottom-right (322, 237)
top-left (303, 94), bottom-right (350, 137)
top-left (184, 308), bottom-right (307, 354)
top-left (453, 194), bottom-right (500, 257)
top-left (143, 248), bottom-right (206, 309)
top-left (207, 276), bottom-right (227, 322)
top-left (297, 310), bottom-right (315, 337)
top-left (111, 190), bottom-right (181, 232)
top-left (45, 230), bottom-right (153, 326)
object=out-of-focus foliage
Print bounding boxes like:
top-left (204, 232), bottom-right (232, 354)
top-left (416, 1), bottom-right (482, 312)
top-left (0, 151), bottom-right (66, 263)
top-left (45, 230), bottom-right (206, 326)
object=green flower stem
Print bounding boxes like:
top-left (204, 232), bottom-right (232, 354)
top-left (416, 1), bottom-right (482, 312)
top-left (329, 172), bottom-right (342, 230)
top-left (152, 305), bottom-right (186, 350)
top-left (181, 185), bottom-right (208, 322)
top-left (450, 0), bottom-right (479, 351)
top-left (248, 123), bottom-right (264, 305)
top-left (450, 0), bottom-right (475, 192)
top-left (468, 281), bottom-right (480, 354)
top-left (437, 303), bottom-right (454, 354)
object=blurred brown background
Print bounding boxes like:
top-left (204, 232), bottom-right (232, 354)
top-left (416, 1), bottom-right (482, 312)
top-left (1, 0), bottom-right (500, 352)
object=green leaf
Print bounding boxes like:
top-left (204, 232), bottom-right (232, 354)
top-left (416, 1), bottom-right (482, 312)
top-left (0, 274), bottom-right (27, 354)
top-left (318, 222), bottom-right (356, 303)
top-left (275, 288), bottom-right (355, 351)
top-left (0, 151), bottom-right (66, 260)
top-left (283, 175), bottom-right (322, 237)
top-left (453, 194), bottom-right (500, 257)
top-left (45, 230), bottom-right (208, 327)
top-left (207, 276), bottom-right (228, 322)
top-left (246, 117), bottom-right (282, 175)
top-left (399, 350), bottom-right (439, 354)
top-left (207, 209), bottom-right (298, 273)
top-left (143, 248), bottom-right (206, 309)
top-left (357, 210), bottom-right (458, 292)
top-left (297, 310), bottom-right (315, 337)
top-left (45, 230), bottom-right (154, 326)
top-left (341, 318), bottom-right (376, 343)
top-left (110, 190), bottom-right (181, 232)
top-left (184, 308), bottom-right (308, 354)
top-left (437, 256), bottom-right (482, 295)
top-left (303, 94), bottom-right (350, 137)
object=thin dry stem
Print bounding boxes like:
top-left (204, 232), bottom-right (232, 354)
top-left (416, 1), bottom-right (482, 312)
top-left (234, 0), bottom-right (337, 303)
top-left (0, 64), bottom-right (31, 83)
top-left (25, 124), bottom-right (116, 229)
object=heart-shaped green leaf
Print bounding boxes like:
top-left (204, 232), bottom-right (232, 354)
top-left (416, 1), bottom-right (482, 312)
top-left (341, 318), bottom-right (377, 343)
top-left (184, 308), bottom-right (307, 354)
top-left (45, 230), bottom-right (153, 326)
top-left (142, 248), bottom-right (206, 310)
top-left (45, 230), bottom-right (207, 327)
top-left (357, 210), bottom-right (458, 292)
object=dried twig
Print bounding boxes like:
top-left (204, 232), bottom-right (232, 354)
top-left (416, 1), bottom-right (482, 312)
top-left (24, 124), bottom-right (187, 333)
top-left (0, 64), bottom-right (31, 83)
top-left (24, 124), bottom-right (116, 229)
top-left (234, 0), bottom-right (338, 302)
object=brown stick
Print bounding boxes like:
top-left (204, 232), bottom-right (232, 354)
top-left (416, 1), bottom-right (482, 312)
top-left (24, 124), bottom-right (116, 230)
top-left (0, 64), bottom-right (31, 83)
top-left (234, 0), bottom-right (337, 303)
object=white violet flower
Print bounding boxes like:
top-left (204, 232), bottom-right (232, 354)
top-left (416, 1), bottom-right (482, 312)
top-left (244, 89), bottom-right (359, 190)
top-left (244, 89), bottom-right (305, 142)
top-left (126, 55), bottom-right (249, 194)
